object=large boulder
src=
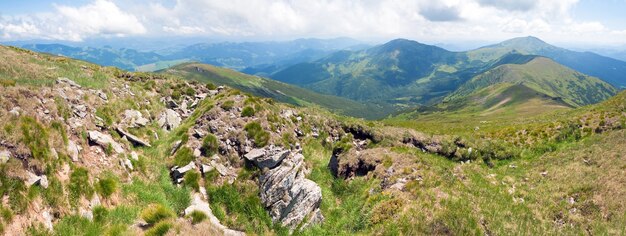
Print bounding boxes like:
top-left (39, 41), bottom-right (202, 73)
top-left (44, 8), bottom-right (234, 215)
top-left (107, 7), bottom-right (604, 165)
top-left (157, 109), bottom-right (181, 131)
top-left (88, 131), bottom-right (124, 154)
top-left (259, 152), bottom-right (324, 229)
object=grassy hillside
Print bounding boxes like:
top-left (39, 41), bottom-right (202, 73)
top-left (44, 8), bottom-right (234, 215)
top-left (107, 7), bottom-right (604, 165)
top-left (467, 36), bottom-right (626, 88)
top-left (447, 57), bottom-right (617, 107)
top-left (166, 62), bottom-right (396, 119)
top-left (271, 39), bottom-right (476, 107)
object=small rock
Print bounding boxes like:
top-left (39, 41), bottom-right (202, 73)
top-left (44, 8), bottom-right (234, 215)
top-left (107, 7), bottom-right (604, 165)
top-left (26, 172), bottom-right (41, 187)
top-left (56, 77), bottom-right (81, 88)
top-left (170, 140), bottom-right (183, 155)
top-left (73, 104), bottom-right (88, 118)
top-left (0, 150), bottom-right (10, 164)
top-left (116, 127), bottom-right (151, 147)
top-left (157, 109), bottom-right (182, 131)
top-left (67, 140), bottom-right (81, 162)
top-left (97, 90), bottom-right (108, 101)
top-left (193, 148), bottom-right (202, 157)
top-left (40, 175), bottom-right (49, 189)
top-left (9, 107), bottom-right (21, 116)
top-left (88, 131), bottom-right (125, 154)
top-left (122, 158), bottom-right (134, 171)
top-left (42, 210), bottom-right (54, 230)
top-left (131, 151), bottom-right (139, 161)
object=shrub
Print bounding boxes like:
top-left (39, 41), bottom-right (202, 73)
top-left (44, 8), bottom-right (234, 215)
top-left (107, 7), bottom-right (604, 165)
top-left (96, 176), bottom-right (118, 198)
top-left (141, 204), bottom-right (175, 225)
top-left (244, 122), bottom-right (270, 147)
top-left (173, 147), bottom-right (194, 167)
top-left (241, 106), bottom-right (255, 117)
top-left (184, 171), bottom-right (200, 191)
top-left (92, 206), bottom-right (109, 223)
top-left (145, 221), bottom-right (172, 236)
top-left (201, 134), bottom-right (219, 157)
top-left (171, 90), bottom-right (182, 101)
top-left (190, 210), bottom-right (207, 224)
top-left (20, 116), bottom-right (50, 160)
top-left (206, 82), bottom-right (217, 90)
top-left (220, 100), bottom-right (235, 111)
top-left (69, 167), bottom-right (94, 208)
top-left (184, 87), bottom-right (195, 96)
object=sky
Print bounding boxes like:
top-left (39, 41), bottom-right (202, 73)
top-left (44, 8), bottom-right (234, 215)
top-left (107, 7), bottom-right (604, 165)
top-left (1, 0), bottom-right (626, 47)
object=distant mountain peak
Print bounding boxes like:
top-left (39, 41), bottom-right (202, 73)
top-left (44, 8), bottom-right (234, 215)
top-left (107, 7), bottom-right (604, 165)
top-left (496, 36), bottom-right (553, 49)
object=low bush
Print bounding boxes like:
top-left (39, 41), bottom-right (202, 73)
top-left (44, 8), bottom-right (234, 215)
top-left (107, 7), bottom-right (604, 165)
top-left (190, 210), bottom-right (207, 224)
top-left (184, 171), bottom-right (200, 191)
top-left (220, 100), bottom-right (235, 111)
top-left (145, 221), bottom-right (172, 236)
top-left (244, 122), bottom-right (270, 147)
top-left (141, 204), bottom-right (175, 225)
top-left (69, 167), bottom-right (94, 208)
top-left (96, 176), bottom-right (118, 198)
top-left (241, 106), bottom-right (255, 117)
top-left (201, 134), bottom-right (219, 157)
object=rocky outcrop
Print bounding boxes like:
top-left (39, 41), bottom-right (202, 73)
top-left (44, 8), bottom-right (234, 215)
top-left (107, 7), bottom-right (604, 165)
top-left (56, 77), bottom-right (81, 88)
top-left (157, 109), bottom-right (182, 131)
top-left (88, 131), bottom-right (124, 154)
top-left (244, 148), bottom-right (289, 169)
top-left (247, 149), bottom-right (324, 230)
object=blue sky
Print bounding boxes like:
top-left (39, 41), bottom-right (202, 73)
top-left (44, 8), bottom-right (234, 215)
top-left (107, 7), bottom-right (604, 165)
top-left (1, 0), bottom-right (625, 46)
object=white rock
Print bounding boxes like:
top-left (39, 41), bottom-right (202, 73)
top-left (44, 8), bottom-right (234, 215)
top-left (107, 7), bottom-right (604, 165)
top-left (0, 150), bottom-right (10, 164)
top-left (88, 131), bottom-right (124, 154)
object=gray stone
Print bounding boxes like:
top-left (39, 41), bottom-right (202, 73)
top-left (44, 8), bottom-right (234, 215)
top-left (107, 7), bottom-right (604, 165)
top-left (73, 104), bottom-right (88, 118)
top-left (67, 140), bottom-right (81, 162)
top-left (42, 210), bottom-right (54, 230)
top-left (39, 175), bottom-right (49, 189)
top-left (258, 153), bottom-right (324, 229)
top-left (170, 140), bottom-right (183, 155)
top-left (157, 109), bottom-right (181, 131)
top-left (130, 151), bottom-right (139, 161)
top-left (56, 77), bottom-right (81, 88)
top-left (123, 109), bottom-right (149, 127)
top-left (116, 127), bottom-right (151, 147)
top-left (88, 131), bottom-right (124, 154)
top-left (245, 148), bottom-right (289, 169)
top-left (9, 107), bottom-right (20, 116)
top-left (26, 172), bottom-right (41, 187)
top-left (0, 150), bottom-right (10, 164)
top-left (97, 90), bottom-right (108, 101)
top-left (210, 160), bottom-right (229, 176)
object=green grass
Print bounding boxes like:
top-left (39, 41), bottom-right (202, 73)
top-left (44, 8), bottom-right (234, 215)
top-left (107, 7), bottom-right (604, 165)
top-left (68, 167), bottom-right (94, 208)
top-left (96, 175), bottom-right (118, 198)
top-left (172, 147), bottom-right (194, 167)
top-left (206, 183), bottom-right (274, 234)
top-left (189, 210), bottom-right (207, 224)
top-left (145, 221), bottom-right (172, 236)
top-left (244, 122), bottom-right (270, 147)
top-left (241, 106), bottom-right (255, 117)
top-left (201, 134), bottom-right (219, 157)
top-left (141, 204), bottom-right (175, 225)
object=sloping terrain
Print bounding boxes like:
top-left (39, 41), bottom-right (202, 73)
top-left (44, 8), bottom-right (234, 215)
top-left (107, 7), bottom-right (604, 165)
top-left (447, 56), bottom-right (617, 107)
top-left (1, 45), bottom-right (625, 236)
top-left (165, 62), bottom-right (395, 119)
top-left (468, 36), bottom-right (626, 88)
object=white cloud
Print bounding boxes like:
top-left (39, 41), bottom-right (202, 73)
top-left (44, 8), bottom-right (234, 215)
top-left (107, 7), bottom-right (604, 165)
top-left (1, 0), bottom-right (625, 46)
top-left (0, 0), bottom-right (145, 41)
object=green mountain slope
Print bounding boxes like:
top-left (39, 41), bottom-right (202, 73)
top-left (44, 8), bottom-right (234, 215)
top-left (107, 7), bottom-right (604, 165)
top-left (468, 36), bottom-right (626, 88)
top-left (271, 39), bottom-right (475, 107)
top-left (447, 57), bottom-right (617, 107)
top-left (165, 62), bottom-right (395, 119)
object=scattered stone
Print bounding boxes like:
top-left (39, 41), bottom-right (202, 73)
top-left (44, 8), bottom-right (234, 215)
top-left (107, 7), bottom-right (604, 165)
top-left (56, 77), bottom-right (81, 88)
top-left (0, 150), bottom-right (10, 164)
top-left (42, 210), bottom-right (54, 230)
top-left (26, 172), bottom-right (41, 187)
top-left (130, 151), bottom-right (139, 161)
top-left (67, 140), bottom-right (81, 162)
top-left (157, 109), bottom-right (182, 131)
top-left (170, 140), bottom-right (183, 155)
top-left (97, 90), bottom-right (108, 101)
top-left (540, 171), bottom-right (548, 177)
top-left (170, 161), bottom-right (196, 183)
top-left (116, 127), bottom-right (151, 147)
top-left (80, 208), bottom-right (94, 221)
top-left (9, 107), bottom-right (21, 116)
top-left (193, 148), bottom-right (201, 157)
top-left (122, 158), bottom-right (134, 171)
top-left (210, 161), bottom-right (229, 176)
top-left (123, 109), bottom-right (149, 127)
top-left (201, 164), bottom-right (214, 174)
top-left (88, 131), bottom-right (125, 154)
top-left (73, 104), bottom-right (88, 118)
top-left (40, 175), bottom-right (49, 189)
